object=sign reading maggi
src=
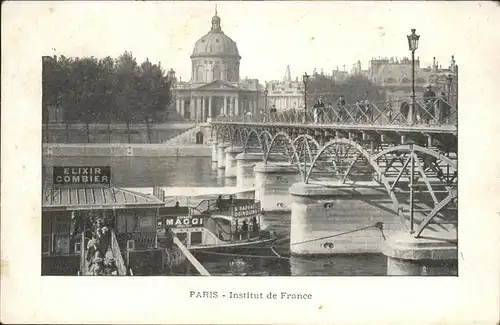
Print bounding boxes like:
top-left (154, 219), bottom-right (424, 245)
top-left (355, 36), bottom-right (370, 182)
top-left (53, 166), bottom-right (111, 186)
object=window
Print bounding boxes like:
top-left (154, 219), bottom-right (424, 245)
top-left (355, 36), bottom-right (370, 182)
top-left (213, 65), bottom-right (222, 81)
top-left (177, 232), bottom-right (188, 244)
top-left (191, 232), bottom-right (202, 245)
top-left (196, 66), bottom-right (204, 82)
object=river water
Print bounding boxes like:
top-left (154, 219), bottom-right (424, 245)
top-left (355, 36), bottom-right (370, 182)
top-left (43, 156), bottom-right (387, 276)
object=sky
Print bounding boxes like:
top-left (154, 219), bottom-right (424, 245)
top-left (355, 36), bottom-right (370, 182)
top-left (2, 1), bottom-right (498, 83)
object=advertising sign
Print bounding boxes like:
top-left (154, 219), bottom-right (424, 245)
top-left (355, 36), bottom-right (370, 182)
top-left (233, 202), bottom-right (261, 218)
top-left (53, 166), bottom-right (111, 186)
top-left (164, 216), bottom-right (204, 228)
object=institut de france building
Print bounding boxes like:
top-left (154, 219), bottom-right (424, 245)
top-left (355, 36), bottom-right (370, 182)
top-left (174, 10), bottom-right (263, 122)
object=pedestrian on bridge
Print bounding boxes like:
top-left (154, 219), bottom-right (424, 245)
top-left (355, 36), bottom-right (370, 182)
top-left (336, 95), bottom-right (346, 123)
top-left (438, 92), bottom-right (451, 125)
top-left (315, 97), bottom-right (325, 123)
top-left (270, 105), bottom-right (277, 122)
top-left (422, 85), bottom-right (437, 124)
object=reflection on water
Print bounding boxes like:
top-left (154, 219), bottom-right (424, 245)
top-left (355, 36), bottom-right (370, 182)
top-left (42, 156), bottom-right (387, 276)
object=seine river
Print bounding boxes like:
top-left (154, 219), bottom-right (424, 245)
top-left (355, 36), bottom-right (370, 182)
top-left (43, 156), bottom-right (387, 276)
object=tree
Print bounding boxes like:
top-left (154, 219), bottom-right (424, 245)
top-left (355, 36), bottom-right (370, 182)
top-left (41, 51), bottom-right (176, 137)
top-left (307, 73), bottom-right (386, 106)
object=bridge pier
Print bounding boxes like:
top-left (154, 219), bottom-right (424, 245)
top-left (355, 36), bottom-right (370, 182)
top-left (211, 141), bottom-right (218, 163)
top-left (288, 181), bottom-right (404, 256)
top-left (217, 143), bottom-right (230, 169)
top-left (254, 162), bottom-right (300, 212)
top-left (236, 153), bottom-right (263, 189)
top-left (383, 232), bottom-right (458, 276)
top-left (224, 146), bottom-right (243, 178)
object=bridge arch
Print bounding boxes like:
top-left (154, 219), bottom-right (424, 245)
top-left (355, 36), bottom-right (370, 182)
top-left (305, 138), bottom-right (457, 236)
top-left (215, 125), bottom-right (234, 144)
top-left (264, 131), bottom-right (299, 164)
top-left (263, 131), bottom-right (305, 179)
top-left (242, 128), bottom-right (264, 154)
top-left (229, 127), bottom-right (244, 147)
top-left (258, 130), bottom-right (273, 156)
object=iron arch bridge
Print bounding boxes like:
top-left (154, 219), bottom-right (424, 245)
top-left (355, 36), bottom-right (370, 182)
top-left (211, 97), bottom-right (458, 239)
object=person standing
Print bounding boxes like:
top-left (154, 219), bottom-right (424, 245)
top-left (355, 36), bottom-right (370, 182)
top-left (99, 226), bottom-right (111, 258)
top-left (337, 95), bottom-right (346, 123)
top-left (438, 92), bottom-right (450, 124)
top-left (315, 96), bottom-right (325, 123)
top-left (423, 85), bottom-right (437, 123)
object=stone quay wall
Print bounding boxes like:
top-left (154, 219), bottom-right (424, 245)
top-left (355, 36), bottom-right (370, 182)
top-left (43, 143), bottom-right (212, 157)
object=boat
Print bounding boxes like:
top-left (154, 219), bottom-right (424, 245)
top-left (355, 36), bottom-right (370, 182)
top-left (155, 194), bottom-right (280, 252)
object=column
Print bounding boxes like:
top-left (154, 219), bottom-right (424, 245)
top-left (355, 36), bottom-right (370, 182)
top-left (201, 97), bottom-right (205, 122)
top-left (197, 97), bottom-right (202, 122)
top-left (254, 162), bottom-right (301, 212)
top-left (180, 99), bottom-right (185, 118)
top-left (288, 181), bottom-right (404, 256)
top-left (176, 99), bottom-right (180, 113)
top-left (190, 98), bottom-right (195, 121)
top-left (223, 96), bottom-right (228, 116)
top-left (208, 96), bottom-right (212, 118)
top-left (224, 146), bottom-right (243, 178)
top-left (235, 95), bottom-right (239, 116)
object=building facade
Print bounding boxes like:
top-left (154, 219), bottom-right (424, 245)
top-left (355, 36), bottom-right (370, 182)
top-left (266, 65), bottom-right (305, 112)
top-left (353, 56), bottom-right (458, 103)
top-left (174, 10), bottom-right (263, 122)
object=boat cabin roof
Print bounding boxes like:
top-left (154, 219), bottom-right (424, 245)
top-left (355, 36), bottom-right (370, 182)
top-left (124, 187), bottom-right (254, 205)
top-left (42, 185), bottom-right (165, 211)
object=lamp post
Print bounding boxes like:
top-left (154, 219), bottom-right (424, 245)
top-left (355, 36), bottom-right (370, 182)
top-left (302, 72), bottom-right (309, 123)
top-left (264, 88), bottom-right (268, 114)
top-left (407, 28), bottom-right (420, 125)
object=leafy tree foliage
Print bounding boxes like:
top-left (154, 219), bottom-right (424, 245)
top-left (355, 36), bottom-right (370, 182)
top-left (42, 52), bottom-right (175, 124)
top-left (306, 73), bottom-right (386, 106)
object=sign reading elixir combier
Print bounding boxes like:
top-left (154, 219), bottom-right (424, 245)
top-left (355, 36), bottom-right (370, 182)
top-left (53, 166), bottom-right (111, 185)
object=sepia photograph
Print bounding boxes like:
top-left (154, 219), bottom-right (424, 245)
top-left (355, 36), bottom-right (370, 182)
top-left (3, 1), bottom-right (500, 324)
top-left (40, 2), bottom-right (459, 277)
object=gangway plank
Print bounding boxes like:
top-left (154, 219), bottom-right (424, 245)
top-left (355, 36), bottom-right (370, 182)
top-left (173, 236), bottom-right (210, 276)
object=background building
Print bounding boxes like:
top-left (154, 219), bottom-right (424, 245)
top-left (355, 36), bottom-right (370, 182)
top-left (352, 55), bottom-right (458, 102)
top-left (266, 65), bottom-right (305, 111)
top-left (174, 10), bottom-right (263, 122)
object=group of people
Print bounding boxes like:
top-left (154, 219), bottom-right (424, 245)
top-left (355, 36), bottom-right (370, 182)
top-left (399, 85), bottom-right (453, 124)
top-left (252, 84), bottom-right (453, 125)
top-left (85, 217), bottom-right (118, 276)
top-left (217, 216), bottom-right (260, 242)
top-left (215, 194), bottom-right (235, 212)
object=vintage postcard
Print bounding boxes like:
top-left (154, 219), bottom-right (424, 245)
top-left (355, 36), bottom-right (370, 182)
top-left (1, 1), bottom-right (499, 324)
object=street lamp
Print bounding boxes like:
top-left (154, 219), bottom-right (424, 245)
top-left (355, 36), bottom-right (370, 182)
top-left (407, 28), bottom-right (420, 124)
top-left (264, 88), bottom-right (268, 114)
top-left (303, 72), bottom-right (309, 123)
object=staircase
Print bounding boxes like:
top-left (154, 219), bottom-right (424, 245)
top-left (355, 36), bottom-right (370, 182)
top-left (79, 229), bottom-right (130, 276)
top-left (163, 125), bottom-right (200, 146)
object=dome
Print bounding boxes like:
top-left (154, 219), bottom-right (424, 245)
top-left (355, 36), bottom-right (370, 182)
top-left (191, 12), bottom-right (240, 59)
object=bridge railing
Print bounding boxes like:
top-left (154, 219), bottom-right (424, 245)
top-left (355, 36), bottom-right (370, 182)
top-left (213, 96), bottom-right (457, 127)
